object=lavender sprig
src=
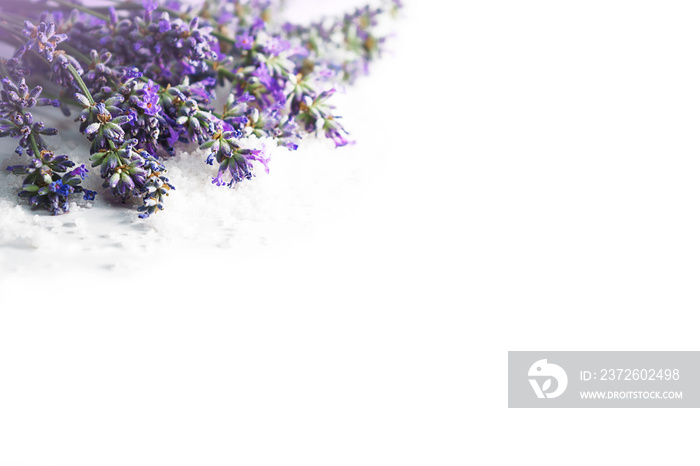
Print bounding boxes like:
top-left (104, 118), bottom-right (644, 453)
top-left (200, 123), bottom-right (270, 187)
top-left (6, 150), bottom-right (95, 215)
top-left (0, 72), bottom-right (94, 214)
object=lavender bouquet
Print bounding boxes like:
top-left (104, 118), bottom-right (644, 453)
top-left (0, 0), bottom-right (401, 217)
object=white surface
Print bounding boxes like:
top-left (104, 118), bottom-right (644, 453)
top-left (1, 1), bottom-right (700, 465)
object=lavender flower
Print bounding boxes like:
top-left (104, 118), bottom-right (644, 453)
top-left (135, 80), bottom-right (162, 116)
top-left (89, 139), bottom-right (172, 212)
top-left (200, 124), bottom-right (270, 187)
top-left (62, 7), bottom-right (217, 85)
top-left (0, 72), bottom-right (94, 213)
top-left (235, 34), bottom-right (255, 50)
top-left (7, 150), bottom-right (94, 214)
top-left (21, 21), bottom-right (68, 62)
top-left (138, 156), bottom-right (174, 218)
top-left (83, 104), bottom-right (130, 141)
top-left (0, 77), bottom-right (60, 155)
top-left (296, 89), bottom-right (350, 147)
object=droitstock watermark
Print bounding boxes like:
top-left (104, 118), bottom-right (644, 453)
top-left (508, 352), bottom-right (700, 408)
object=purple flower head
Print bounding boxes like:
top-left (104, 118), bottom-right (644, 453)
top-left (212, 172), bottom-right (226, 187)
top-left (159, 18), bottom-right (172, 33)
top-left (88, 140), bottom-right (150, 201)
top-left (3, 74), bottom-right (94, 214)
top-left (69, 164), bottom-right (89, 180)
top-left (0, 77), bottom-right (42, 115)
top-left (226, 148), bottom-right (269, 183)
top-left (252, 63), bottom-right (273, 87)
top-left (218, 10), bottom-right (234, 24)
top-left (250, 17), bottom-right (266, 33)
top-left (135, 80), bottom-right (162, 116)
top-left (143, 80), bottom-right (160, 96)
top-left (143, 0), bottom-right (158, 13)
top-left (0, 78), bottom-right (61, 155)
top-left (50, 52), bottom-right (84, 88)
top-left (187, 78), bottom-right (216, 103)
top-left (137, 154), bottom-right (174, 218)
top-left (49, 179), bottom-right (73, 197)
top-left (81, 102), bottom-right (132, 150)
top-left (137, 94), bottom-right (161, 116)
top-left (314, 64), bottom-right (338, 81)
top-left (124, 68), bottom-right (144, 80)
top-left (21, 21), bottom-right (67, 62)
top-left (164, 126), bottom-right (180, 148)
top-left (325, 126), bottom-right (350, 147)
top-left (108, 6), bottom-right (118, 25)
top-left (264, 37), bottom-right (291, 56)
top-left (235, 34), bottom-right (255, 50)
top-left (10, 152), bottom-right (85, 215)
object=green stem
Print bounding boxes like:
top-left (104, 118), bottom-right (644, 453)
top-left (212, 31), bottom-right (236, 46)
top-left (0, 19), bottom-right (27, 45)
top-left (28, 132), bottom-right (42, 157)
top-left (207, 60), bottom-right (237, 80)
top-left (60, 43), bottom-right (91, 65)
top-left (66, 64), bottom-right (95, 105)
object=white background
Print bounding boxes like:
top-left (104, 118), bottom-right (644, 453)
top-left (1, 0), bottom-right (700, 465)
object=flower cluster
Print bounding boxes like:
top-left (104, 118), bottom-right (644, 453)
top-left (201, 122), bottom-right (270, 187)
top-left (66, 5), bottom-right (217, 85)
top-left (6, 150), bottom-right (95, 215)
top-left (0, 76), bottom-right (59, 156)
top-left (0, 0), bottom-right (401, 217)
top-left (11, 18), bottom-right (85, 88)
top-left (88, 138), bottom-right (174, 217)
top-left (280, 0), bottom-right (402, 83)
top-left (75, 89), bottom-right (174, 217)
top-left (0, 73), bottom-right (94, 214)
